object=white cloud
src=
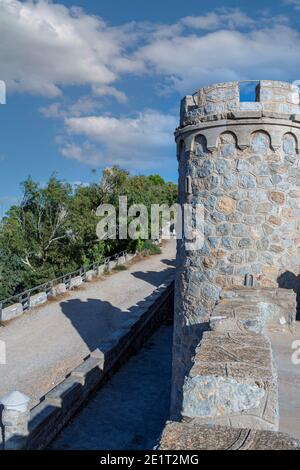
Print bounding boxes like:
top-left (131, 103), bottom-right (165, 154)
top-left (2, 2), bottom-right (299, 100)
top-left (284, 0), bottom-right (300, 9)
top-left (136, 22), bottom-right (300, 94)
top-left (61, 110), bottom-right (177, 169)
top-left (4, 2), bottom-right (300, 174)
top-left (92, 85), bottom-right (127, 103)
top-left (39, 96), bottom-right (103, 118)
top-left (180, 9), bottom-right (254, 31)
top-left (0, 0), bottom-right (142, 97)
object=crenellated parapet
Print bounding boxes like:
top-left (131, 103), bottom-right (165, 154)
top-left (180, 80), bottom-right (300, 127)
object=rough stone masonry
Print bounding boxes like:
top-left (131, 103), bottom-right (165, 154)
top-left (171, 80), bottom-right (300, 417)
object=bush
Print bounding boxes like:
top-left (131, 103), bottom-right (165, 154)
top-left (113, 264), bottom-right (127, 271)
top-left (141, 240), bottom-right (161, 255)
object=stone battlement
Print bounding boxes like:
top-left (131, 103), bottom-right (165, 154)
top-left (180, 80), bottom-right (300, 127)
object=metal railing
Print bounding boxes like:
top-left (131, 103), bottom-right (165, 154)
top-left (0, 250), bottom-right (130, 314)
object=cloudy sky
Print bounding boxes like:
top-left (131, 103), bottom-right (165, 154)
top-left (0, 0), bottom-right (300, 209)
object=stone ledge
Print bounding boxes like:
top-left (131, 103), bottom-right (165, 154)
top-left (182, 330), bottom-right (278, 431)
top-left (229, 111), bottom-right (262, 119)
top-left (159, 422), bottom-right (300, 450)
top-left (216, 286), bottom-right (297, 332)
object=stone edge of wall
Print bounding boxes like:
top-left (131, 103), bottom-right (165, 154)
top-left (159, 422), bottom-right (300, 450)
top-left (0, 276), bottom-right (174, 450)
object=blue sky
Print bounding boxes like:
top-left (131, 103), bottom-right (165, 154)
top-left (0, 0), bottom-right (300, 214)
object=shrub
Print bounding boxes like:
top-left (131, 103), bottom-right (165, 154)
top-left (113, 264), bottom-right (127, 271)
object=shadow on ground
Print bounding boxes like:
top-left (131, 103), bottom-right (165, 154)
top-left (60, 298), bottom-right (126, 353)
top-left (277, 271), bottom-right (300, 320)
top-left (131, 266), bottom-right (174, 287)
top-left (59, 264), bottom-right (174, 352)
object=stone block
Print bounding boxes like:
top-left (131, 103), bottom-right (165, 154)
top-left (96, 264), bottom-right (106, 276)
top-left (159, 422), bottom-right (300, 450)
top-left (69, 276), bottom-right (83, 289)
top-left (49, 283), bottom-right (66, 297)
top-left (1, 302), bottom-right (23, 322)
top-left (71, 356), bottom-right (104, 391)
top-left (44, 377), bottom-right (83, 410)
top-left (182, 330), bottom-right (278, 431)
top-left (108, 260), bottom-right (117, 270)
top-left (239, 101), bottom-right (262, 112)
top-left (258, 80), bottom-right (300, 115)
top-left (183, 375), bottom-right (265, 418)
top-left (231, 110), bottom-right (262, 119)
top-left (85, 270), bottom-right (95, 282)
top-left (218, 286), bottom-right (296, 327)
top-left (29, 292), bottom-right (47, 309)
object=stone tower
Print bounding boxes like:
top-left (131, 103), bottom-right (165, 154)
top-left (171, 80), bottom-right (300, 417)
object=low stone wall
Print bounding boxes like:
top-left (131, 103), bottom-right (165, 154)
top-left (159, 422), bottom-right (300, 450)
top-left (0, 276), bottom-right (174, 450)
top-left (1, 303), bottom-right (23, 322)
top-left (161, 286), bottom-right (299, 449)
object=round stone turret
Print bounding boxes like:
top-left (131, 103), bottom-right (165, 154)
top-left (172, 80), bottom-right (300, 417)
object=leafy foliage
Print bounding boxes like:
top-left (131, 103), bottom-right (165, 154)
top-left (0, 168), bottom-right (177, 299)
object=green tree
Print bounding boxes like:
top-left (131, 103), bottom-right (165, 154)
top-left (0, 168), bottom-right (177, 299)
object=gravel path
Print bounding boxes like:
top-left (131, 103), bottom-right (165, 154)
top-left (0, 240), bottom-right (175, 405)
top-left (50, 325), bottom-right (173, 450)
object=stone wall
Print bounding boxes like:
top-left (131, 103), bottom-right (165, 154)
top-left (161, 286), bottom-right (299, 450)
top-left (172, 80), bottom-right (300, 417)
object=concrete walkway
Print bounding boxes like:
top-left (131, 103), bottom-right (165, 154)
top-left (0, 240), bottom-right (176, 406)
top-left (50, 325), bottom-right (173, 450)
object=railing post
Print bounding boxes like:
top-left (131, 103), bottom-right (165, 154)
top-left (1, 391), bottom-right (30, 450)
